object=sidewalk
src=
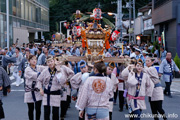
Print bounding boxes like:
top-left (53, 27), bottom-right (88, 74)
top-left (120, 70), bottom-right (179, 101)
top-left (171, 78), bottom-right (180, 93)
top-left (161, 78), bottom-right (180, 94)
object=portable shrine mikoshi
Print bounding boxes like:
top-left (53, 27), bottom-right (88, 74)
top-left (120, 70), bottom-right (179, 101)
top-left (55, 8), bottom-right (131, 65)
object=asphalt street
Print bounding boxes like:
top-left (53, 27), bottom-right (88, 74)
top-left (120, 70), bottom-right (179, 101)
top-left (2, 78), bottom-right (180, 120)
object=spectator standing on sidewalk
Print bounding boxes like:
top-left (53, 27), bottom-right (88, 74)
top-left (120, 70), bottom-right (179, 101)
top-left (0, 66), bottom-right (11, 119)
top-left (0, 50), bottom-right (16, 96)
top-left (37, 48), bottom-right (46, 65)
top-left (18, 48), bottom-right (31, 86)
top-left (159, 52), bottom-right (180, 98)
top-left (160, 47), bottom-right (167, 62)
top-left (12, 47), bottom-right (23, 86)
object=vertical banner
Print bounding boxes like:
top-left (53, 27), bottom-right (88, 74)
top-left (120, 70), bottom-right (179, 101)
top-left (162, 31), bottom-right (165, 49)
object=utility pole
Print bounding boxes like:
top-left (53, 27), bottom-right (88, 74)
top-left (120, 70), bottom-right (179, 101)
top-left (117, 0), bottom-right (123, 43)
top-left (6, 0), bottom-right (9, 50)
top-left (110, 0), bottom-right (123, 43)
top-left (133, 0), bottom-right (136, 43)
top-left (117, 0), bottom-right (121, 30)
top-left (129, 0), bottom-right (132, 43)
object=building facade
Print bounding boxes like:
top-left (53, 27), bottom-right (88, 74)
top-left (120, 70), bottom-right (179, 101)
top-left (0, 0), bottom-right (49, 48)
top-left (152, 0), bottom-right (180, 57)
top-left (134, 2), bottom-right (154, 45)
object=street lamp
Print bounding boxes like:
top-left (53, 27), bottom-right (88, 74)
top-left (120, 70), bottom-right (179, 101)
top-left (60, 20), bottom-right (67, 34)
top-left (108, 12), bottom-right (116, 16)
top-left (6, 0), bottom-right (9, 50)
top-left (108, 12), bottom-right (117, 30)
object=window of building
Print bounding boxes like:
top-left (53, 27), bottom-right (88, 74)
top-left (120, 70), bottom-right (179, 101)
top-left (36, 7), bottom-right (41, 23)
top-left (9, 16), bottom-right (13, 41)
top-left (41, 8), bottom-right (44, 24)
top-left (9, 0), bottom-right (13, 15)
top-left (25, 0), bottom-right (28, 20)
top-left (32, 4), bottom-right (36, 22)
top-left (12, 0), bottom-right (17, 16)
top-left (17, 0), bottom-right (21, 17)
top-left (1, 0), bottom-right (6, 13)
top-left (29, 3), bottom-right (32, 21)
top-left (45, 10), bottom-right (49, 25)
top-left (0, 14), bottom-right (7, 48)
top-left (0, 15), bottom-right (4, 34)
top-left (13, 17), bottom-right (17, 27)
top-left (21, 0), bottom-right (25, 19)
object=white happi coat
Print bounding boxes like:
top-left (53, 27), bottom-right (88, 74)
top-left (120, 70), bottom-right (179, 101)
top-left (110, 73), bottom-right (119, 92)
top-left (12, 53), bottom-right (23, 72)
top-left (61, 83), bottom-right (71, 101)
top-left (117, 64), bottom-right (126, 91)
top-left (144, 66), bottom-right (164, 101)
top-left (75, 76), bottom-right (113, 113)
top-left (70, 72), bottom-right (86, 98)
top-left (121, 66), bottom-right (131, 89)
top-left (126, 72), bottom-right (154, 112)
top-left (70, 72), bottom-right (82, 90)
top-left (61, 64), bottom-right (73, 101)
top-left (37, 65), bottom-right (74, 107)
top-left (159, 59), bottom-right (179, 82)
top-left (109, 73), bottom-right (119, 112)
top-left (121, 66), bottom-right (129, 81)
top-left (24, 65), bottom-right (46, 103)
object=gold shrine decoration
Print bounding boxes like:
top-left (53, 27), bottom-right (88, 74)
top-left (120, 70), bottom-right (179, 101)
top-left (81, 25), bottom-right (111, 56)
top-left (97, 24), bottom-right (106, 33)
top-left (86, 23), bottom-right (93, 31)
top-left (81, 29), bottom-right (92, 54)
top-left (98, 31), bottom-right (110, 55)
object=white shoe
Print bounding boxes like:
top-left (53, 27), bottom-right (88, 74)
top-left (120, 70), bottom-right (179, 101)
top-left (16, 80), bottom-right (21, 87)
top-left (20, 78), bottom-right (24, 84)
top-left (10, 76), bottom-right (15, 80)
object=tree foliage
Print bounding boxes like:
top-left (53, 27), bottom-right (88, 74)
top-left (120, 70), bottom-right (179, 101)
top-left (174, 53), bottom-right (180, 69)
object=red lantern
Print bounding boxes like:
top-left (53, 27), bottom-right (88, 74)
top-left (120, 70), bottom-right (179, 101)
top-left (93, 8), bottom-right (102, 20)
top-left (72, 26), bottom-right (81, 37)
top-left (110, 30), bottom-right (120, 41)
top-left (158, 37), bottom-right (161, 44)
top-left (136, 36), bottom-right (141, 40)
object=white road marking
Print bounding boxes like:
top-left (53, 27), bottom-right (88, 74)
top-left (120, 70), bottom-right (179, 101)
top-left (11, 90), bottom-right (25, 92)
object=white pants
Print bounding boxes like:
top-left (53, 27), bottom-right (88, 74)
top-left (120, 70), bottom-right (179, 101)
top-left (13, 72), bottom-right (21, 86)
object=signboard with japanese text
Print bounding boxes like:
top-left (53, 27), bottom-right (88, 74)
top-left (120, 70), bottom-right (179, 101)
top-left (144, 19), bottom-right (154, 30)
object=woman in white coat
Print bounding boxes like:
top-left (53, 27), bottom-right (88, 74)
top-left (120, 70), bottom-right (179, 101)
top-left (145, 57), bottom-right (167, 120)
top-left (24, 55), bottom-right (45, 120)
top-left (37, 55), bottom-right (74, 120)
top-left (125, 59), bottom-right (154, 120)
top-left (106, 62), bottom-right (119, 120)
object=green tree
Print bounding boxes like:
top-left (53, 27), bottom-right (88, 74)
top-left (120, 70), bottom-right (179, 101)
top-left (174, 53), bottom-right (180, 69)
